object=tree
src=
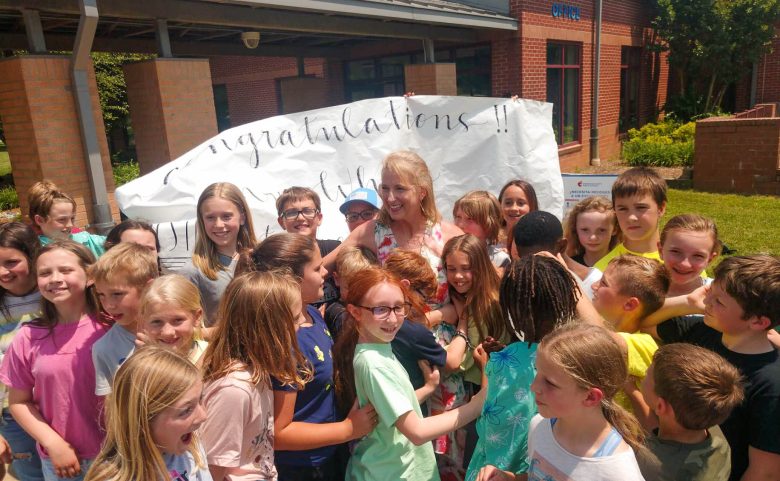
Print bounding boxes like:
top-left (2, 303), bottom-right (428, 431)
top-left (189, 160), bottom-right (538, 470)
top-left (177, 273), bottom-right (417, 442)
top-left (652, 0), bottom-right (780, 119)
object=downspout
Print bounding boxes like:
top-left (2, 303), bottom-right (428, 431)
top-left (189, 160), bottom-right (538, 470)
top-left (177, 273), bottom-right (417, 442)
top-left (71, 0), bottom-right (114, 233)
top-left (589, 0), bottom-right (602, 166)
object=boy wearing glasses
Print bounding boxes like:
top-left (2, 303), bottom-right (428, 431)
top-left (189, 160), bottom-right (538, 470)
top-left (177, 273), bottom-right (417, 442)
top-left (276, 186), bottom-right (341, 305)
top-left (340, 188), bottom-right (381, 233)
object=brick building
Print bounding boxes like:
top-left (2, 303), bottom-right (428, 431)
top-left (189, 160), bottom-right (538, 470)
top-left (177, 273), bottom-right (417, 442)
top-left (207, 1), bottom-right (670, 171)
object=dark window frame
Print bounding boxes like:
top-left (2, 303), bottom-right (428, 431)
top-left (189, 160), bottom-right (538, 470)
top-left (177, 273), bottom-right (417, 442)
top-left (546, 42), bottom-right (582, 147)
top-left (619, 46), bottom-right (642, 133)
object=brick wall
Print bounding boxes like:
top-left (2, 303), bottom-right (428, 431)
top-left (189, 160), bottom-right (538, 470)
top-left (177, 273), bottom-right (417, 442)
top-left (0, 55), bottom-right (118, 227)
top-left (693, 116), bottom-right (780, 195)
top-left (404, 63), bottom-right (457, 95)
top-left (124, 58), bottom-right (218, 175)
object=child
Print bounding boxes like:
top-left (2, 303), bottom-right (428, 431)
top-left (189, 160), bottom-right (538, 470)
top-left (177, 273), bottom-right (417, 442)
top-left (325, 246), bottom-right (379, 340)
top-left (563, 196), bottom-right (618, 268)
top-left (590, 255), bottom-right (669, 426)
top-left (179, 182), bottom-right (257, 327)
top-left (648, 255), bottom-right (780, 481)
top-left (276, 186), bottom-right (341, 305)
top-left (465, 255), bottom-right (580, 481)
top-left (84, 346), bottom-right (212, 481)
top-left (453, 191), bottom-right (510, 271)
top-left (90, 242), bottom-right (159, 396)
top-left (497, 179), bottom-right (538, 257)
top-left (0, 222), bottom-right (43, 480)
top-left (512, 211), bottom-right (567, 258)
top-left (639, 343), bottom-right (743, 481)
top-left (658, 214), bottom-right (719, 297)
top-left (201, 271), bottom-right (310, 481)
top-left (103, 219), bottom-right (160, 268)
top-left (341, 267), bottom-right (485, 481)
top-left (593, 167), bottom-right (667, 271)
top-left (246, 233), bottom-right (375, 481)
top-left (0, 240), bottom-right (109, 481)
top-left (341, 187), bottom-right (381, 233)
top-left (27, 181), bottom-right (106, 257)
top-left (139, 275), bottom-right (208, 366)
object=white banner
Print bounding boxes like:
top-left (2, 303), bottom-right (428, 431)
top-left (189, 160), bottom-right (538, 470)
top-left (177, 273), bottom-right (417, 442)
top-left (116, 96), bottom-right (563, 269)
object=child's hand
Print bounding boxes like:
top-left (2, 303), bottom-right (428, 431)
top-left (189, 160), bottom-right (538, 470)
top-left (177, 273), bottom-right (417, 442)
top-left (418, 360), bottom-right (440, 389)
top-left (46, 438), bottom-right (81, 478)
top-left (473, 344), bottom-right (489, 370)
top-left (477, 464), bottom-right (516, 481)
top-left (0, 434), bottom-right (12, 464)
top-left (135, 331), bottom-right (151, 348)
top-left (346, 400), bottom-right (378, 440)
top-left (768, 329), bottom-right (780, 351)
top-left (687, 284), bottom-right (708, 313)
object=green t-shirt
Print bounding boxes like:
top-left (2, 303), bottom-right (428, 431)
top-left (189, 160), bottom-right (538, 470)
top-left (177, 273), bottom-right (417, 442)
top-left (40, 231), bottom-right (106, 258)
top-left (640, 425), bottom-right (731, 481)
top-left (346, 343), bottom-right (439, 481)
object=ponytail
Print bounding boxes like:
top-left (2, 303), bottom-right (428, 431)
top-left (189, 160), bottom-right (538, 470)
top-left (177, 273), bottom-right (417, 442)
top-left (600, 398), bottom-right (645, 454)
top-left (333, 317), bottom-right (359, 417)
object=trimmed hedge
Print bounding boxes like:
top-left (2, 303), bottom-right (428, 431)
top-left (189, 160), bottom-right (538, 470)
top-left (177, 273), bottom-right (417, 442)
top-left (622, 120), bottom-right (695, 167)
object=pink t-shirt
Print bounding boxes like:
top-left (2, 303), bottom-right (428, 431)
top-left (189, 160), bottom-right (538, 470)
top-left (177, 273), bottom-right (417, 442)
top-left (201, 370), bottom-right (277, 481)
top-left (0, 314), bottom-right (109, 459)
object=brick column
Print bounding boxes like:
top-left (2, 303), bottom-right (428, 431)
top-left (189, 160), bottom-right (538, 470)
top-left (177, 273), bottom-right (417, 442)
top-left (0, 55), bottom-right (119, 228)
top-left (124, 58), bottom-right (218, 175)
top-left (404, 63), bottom-right (457, 95)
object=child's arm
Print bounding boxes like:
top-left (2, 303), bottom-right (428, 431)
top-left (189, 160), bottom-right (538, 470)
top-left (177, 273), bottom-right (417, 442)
top-left (563, 253), bottom-right (590, 280)
top-left (476, 465), bottom-right (523, 481)
top-left (272, 390), bottom-right (377, 450)
top-left (415, 360), bottom-right (440, 403)
top-left (395, 388), bottom-right (485, 446)
top-left (741, 447), bottom-right (780, 481)
top-left (426, 303), bottom-right (457, 328)
top-left (443, 306), bottom-right (469, 373)
top-left (623, 376), bottom-right (657, 432)
top-left (8, 387), bottom-right (82, 478)
top-left (639, 285), bottom-right (707, 338)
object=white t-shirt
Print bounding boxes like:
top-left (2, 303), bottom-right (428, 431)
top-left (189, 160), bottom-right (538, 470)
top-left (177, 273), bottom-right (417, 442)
top-left (92, 323), bottom-right (136, 395)
top-left (527, 415), bottom-right (645, 481)
top-left (164, 444), bottom-right (214, 481)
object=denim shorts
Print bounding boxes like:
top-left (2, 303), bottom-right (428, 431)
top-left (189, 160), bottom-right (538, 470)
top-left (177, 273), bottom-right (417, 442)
top-left (0, 408), bottom-right (44, 481)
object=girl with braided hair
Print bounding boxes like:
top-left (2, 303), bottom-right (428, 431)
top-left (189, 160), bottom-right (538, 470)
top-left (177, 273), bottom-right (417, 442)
top-left (465, 255), bottom-right (579, 481)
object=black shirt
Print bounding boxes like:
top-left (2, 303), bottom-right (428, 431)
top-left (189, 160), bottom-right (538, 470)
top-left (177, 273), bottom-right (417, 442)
top-left (658, 317), bottom-right (780, 481)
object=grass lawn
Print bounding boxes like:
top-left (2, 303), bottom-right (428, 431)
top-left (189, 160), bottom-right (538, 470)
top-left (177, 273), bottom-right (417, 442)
top-left (663, 188), bottom-right (780, 257)
top-left (0, 146), bottom-right (10, 178)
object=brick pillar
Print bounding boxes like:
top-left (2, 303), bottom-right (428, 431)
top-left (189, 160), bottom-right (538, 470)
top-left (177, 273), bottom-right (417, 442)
top-left (0, 55), bottom-right (119, 228)
top-left (404, 63), bottom-right (457, 95)
top-left (279, 77), bottom-right (331, 114)
top-left (123, 58), bottom-right (218, 175)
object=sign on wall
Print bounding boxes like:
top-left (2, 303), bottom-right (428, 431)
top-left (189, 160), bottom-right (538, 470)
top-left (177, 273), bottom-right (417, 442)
top-left (561, 173), bottom-right (618, 218)
top-left (116, 96), bottom-right (564, 269)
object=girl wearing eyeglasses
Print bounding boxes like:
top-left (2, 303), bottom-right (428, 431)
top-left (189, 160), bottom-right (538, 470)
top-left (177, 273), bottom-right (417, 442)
top-left (338, 267), bottom-right (485, 481)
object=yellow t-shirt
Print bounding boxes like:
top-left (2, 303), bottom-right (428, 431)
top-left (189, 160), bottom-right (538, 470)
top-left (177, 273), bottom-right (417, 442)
top-left (615, 332), bottom-right (658, 412)
top-left (593, 243), bottom-right (662, 271)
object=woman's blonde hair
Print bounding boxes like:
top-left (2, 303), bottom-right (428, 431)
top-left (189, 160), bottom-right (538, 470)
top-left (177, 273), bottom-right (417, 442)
top-left (540, 323), bottom-right (645, 453)
top-left (377, 151), bottom-right (440, 225)
top-left (85, 346), bottom-right (204, 481)
top-left (140, 275), bottom-right (204, 349)
top-left (563, 196), bottom-right (619, 257)
top-left (193, 182), bottom-right (257, 280)
top-left (202, 271), bottom-right (312, 390)
top-left (453, 190), bottom-right (503, 244)
top-left (442, 234), bottom-right (504, 341)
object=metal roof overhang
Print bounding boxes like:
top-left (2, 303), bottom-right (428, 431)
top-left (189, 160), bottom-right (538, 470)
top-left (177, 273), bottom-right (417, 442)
top-left (0, 0), bottom-right (517, 58)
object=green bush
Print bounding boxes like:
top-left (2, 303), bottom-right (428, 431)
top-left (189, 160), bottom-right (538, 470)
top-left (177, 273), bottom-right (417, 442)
top-left (112, 161), bottom-right (140, 187)
top-left (622, 120), bottom-right (696, 167)
top-left (0, 186), bottom-right (19, 210)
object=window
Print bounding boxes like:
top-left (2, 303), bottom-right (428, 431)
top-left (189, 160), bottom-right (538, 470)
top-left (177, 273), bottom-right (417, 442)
top-left (546, 43), bottom-right (581, 146)
top-left (212, 84), bottom-right (231, 132)
top-left (344, 45), bottom-right (491, 101)
top-left (620, 47), bottom-right (641, 133)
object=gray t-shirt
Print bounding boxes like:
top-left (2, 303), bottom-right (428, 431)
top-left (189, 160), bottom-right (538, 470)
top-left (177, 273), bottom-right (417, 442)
top-left (178, 254), bottom-right (236, 327)
top-left (91, 323), bottom-right (136, 395)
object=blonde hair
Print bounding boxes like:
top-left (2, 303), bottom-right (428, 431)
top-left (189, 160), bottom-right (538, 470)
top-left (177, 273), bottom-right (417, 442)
top-left (453, 191), bottom-right (502, 244)
top-left (85, 346), bottom-right (204, 481)
top-left (660, 214), bottom-right (721, 255)
top-left (193, 183), bottom-right (257, 280)
top-left (202, 272), bottom-right (312, 390)
top-left (88, 242), bottom-right (159, 288)
top-left (564, 196), bottom-right (619, 257)
top-left (335, 246), bottom-right (378, 289)
top-left (27, 180), bottom-right (76, 226)
top-left (540, 324), bottom-right (645, 453)
top-left (377, 151), bottom-right (440, 225)
top-left (442, 234), bottom-right (504, 341)
top-left (140, 275), bottom-right (203, 349)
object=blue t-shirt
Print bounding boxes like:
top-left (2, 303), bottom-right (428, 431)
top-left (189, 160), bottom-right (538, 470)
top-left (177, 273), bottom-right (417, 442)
top-left (273, 305), bottom-right (338, 467)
